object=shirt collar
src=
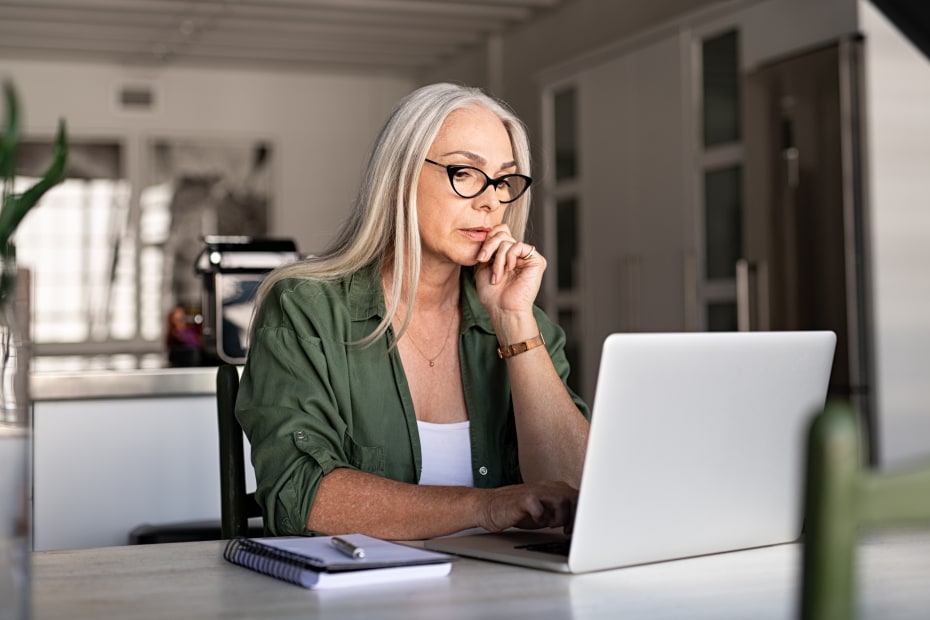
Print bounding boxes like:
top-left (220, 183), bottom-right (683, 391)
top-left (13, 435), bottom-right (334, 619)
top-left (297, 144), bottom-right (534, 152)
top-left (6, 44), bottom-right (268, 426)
top-left (346, 262), bottom-right (385, 322)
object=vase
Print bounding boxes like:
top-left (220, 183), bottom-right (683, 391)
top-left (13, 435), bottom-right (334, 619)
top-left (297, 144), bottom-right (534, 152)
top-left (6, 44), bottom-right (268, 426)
top-left (0, 260), bottom-right (30, 620)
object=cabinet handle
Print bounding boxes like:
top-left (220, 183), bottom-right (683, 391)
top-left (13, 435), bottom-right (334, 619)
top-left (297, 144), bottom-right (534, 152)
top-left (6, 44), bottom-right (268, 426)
top-left (756, 260), bottom-right (770, 331)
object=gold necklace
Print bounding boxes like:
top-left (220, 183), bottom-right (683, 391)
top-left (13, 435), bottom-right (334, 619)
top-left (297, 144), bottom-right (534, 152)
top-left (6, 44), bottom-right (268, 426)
top-left (405, 310), bottom-right (457, 367)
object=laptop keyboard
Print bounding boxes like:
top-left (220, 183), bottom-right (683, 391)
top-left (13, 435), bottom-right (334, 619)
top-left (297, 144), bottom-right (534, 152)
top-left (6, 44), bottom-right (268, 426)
top-left (515, 540), bottom-right (571, 556)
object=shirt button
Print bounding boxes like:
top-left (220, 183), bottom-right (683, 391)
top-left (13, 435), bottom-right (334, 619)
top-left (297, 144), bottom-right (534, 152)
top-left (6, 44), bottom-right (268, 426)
top-left (295, 431), bottom-right (306, 441)
top-left (478, 466), bottom-right (488, 476)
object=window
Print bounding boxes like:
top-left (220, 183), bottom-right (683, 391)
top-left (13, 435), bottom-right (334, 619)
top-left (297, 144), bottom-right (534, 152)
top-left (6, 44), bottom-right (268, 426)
top-left (697, 29), bottom-right (743, 332)
top-left (703, 165), bottom-right (743, 280)
top-left (14, 137), bottom-right (272, 369)
top-left (702, 30), bottom-right (741, 147)
top-left (15, 141), bottom-right (142, 357)
top-left (544, 84), bottom-right (584, 389)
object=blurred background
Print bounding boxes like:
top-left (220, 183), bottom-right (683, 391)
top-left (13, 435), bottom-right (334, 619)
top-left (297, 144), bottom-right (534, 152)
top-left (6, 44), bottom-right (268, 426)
top-left (1, 0), bottom-right (928, 473)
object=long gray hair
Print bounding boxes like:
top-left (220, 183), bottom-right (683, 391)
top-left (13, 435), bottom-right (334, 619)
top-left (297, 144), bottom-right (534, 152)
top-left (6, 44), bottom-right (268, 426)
top-left (254, 82), bottom-right (533, 345)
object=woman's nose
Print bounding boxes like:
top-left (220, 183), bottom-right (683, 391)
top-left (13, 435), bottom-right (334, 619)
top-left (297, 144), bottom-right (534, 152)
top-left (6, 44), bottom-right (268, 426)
top-left (474, 185), bottom-right (504, 211)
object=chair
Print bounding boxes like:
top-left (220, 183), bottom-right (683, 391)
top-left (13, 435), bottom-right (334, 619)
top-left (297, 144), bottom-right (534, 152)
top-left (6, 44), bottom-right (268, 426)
top-left (800, 401), bottom-right (930, 619)
top-left (217, 364), bottom-right (263, 539)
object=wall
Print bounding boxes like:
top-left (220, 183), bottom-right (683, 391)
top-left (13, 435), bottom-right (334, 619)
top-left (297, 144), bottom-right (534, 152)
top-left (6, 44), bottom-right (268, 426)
top-left (0, 59), bottom-right (413, 255)
top-left (860, 1), bottom-right (930, 466)
top-left (420, 0), bottom-right (725, 163)
top-left (739, 0), bottom-right (859, 68)
top-left (421, 0), bottom-right (859, 157)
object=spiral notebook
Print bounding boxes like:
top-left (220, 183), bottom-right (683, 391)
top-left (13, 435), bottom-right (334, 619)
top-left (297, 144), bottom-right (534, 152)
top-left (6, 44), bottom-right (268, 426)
top-left (223, 534), bottom-right (455, 589)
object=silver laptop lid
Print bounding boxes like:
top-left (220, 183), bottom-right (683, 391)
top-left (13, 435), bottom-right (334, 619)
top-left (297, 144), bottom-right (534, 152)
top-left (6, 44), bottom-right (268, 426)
top-left (568, 331), bottom-right (836, 573)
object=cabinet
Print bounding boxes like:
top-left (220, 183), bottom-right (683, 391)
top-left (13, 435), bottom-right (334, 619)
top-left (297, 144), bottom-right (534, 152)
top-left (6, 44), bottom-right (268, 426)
top-left (32, 369), bottom-right (255, 551)
top-left (569, 33), bottom-right (691, 399)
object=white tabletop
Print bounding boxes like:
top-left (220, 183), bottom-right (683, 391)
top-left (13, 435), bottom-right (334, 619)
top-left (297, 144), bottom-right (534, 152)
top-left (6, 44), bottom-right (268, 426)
top-left (32, 531), bottom-right (930, 619)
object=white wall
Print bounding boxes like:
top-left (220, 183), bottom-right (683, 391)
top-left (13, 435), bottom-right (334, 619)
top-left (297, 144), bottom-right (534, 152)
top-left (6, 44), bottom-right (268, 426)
top-left (0, 59), bottom-right (413, 255)
top-left (860, 2), bottom-right (930, 466)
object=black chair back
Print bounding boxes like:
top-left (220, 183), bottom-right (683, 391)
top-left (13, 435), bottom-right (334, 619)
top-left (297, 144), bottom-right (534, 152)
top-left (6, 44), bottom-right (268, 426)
top-left (217, 364), bottom-right (262, 538)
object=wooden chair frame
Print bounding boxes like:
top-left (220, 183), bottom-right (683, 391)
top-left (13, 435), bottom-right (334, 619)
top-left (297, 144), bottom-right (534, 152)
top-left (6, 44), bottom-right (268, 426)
top-left (801, 401), bottom-right (930, 619)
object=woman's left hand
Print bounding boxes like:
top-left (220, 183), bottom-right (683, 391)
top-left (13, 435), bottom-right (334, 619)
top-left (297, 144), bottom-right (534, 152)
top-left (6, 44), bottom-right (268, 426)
top-left (474, 224), bottom-right (546, 319)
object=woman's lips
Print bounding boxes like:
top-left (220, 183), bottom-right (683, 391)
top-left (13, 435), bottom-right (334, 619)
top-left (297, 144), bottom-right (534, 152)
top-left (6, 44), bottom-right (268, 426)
top-left (461, 227), bottom-right (490, 242)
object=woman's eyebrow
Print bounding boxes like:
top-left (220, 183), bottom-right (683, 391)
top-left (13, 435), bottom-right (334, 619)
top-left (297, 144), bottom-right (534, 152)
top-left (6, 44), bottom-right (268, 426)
top-left (442, 150), bottom-right (517, 170)
top-left (441, 150), bottom-right (485, 165)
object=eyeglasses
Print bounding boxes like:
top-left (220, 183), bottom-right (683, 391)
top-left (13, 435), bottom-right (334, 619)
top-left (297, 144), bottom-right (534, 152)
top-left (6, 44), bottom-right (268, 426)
top-left (424, 158), bottom-right (532, 204)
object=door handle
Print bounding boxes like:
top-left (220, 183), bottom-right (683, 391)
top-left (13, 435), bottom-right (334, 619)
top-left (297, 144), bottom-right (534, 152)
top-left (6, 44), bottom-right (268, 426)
top-left (783, 146), bottom-right (799, 189)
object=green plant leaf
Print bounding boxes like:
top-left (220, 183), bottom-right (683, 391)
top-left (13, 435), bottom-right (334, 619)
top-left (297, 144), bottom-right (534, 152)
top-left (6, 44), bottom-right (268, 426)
top-left (1, 81), bottom-right (23, 217)
top-left (1, 80), bottom-right (21, 184)
top-left (0, 119), bottom-right (68, 252)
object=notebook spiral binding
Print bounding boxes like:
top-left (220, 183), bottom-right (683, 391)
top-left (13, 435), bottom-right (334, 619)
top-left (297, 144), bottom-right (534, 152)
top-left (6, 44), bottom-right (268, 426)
top-left (224, 537), bottom-right (326, 587)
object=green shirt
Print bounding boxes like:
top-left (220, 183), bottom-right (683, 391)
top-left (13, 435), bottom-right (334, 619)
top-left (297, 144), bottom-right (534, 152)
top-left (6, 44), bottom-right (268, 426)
top-left (236, 263), bottom-right (590, 536)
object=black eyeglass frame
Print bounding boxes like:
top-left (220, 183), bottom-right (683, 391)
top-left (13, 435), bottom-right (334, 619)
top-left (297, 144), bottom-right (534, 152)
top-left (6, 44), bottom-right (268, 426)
top-left (424, 158), bottom-right (532, 204)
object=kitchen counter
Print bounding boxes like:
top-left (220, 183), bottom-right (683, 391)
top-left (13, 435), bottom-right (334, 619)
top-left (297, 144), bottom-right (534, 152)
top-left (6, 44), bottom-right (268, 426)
top-left (31, 365), bottom-right (220, 401)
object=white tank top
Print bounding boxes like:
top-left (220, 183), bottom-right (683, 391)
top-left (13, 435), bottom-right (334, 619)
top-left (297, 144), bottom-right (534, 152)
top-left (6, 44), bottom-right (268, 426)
top-left (416, 420), bottom-right (475, 487)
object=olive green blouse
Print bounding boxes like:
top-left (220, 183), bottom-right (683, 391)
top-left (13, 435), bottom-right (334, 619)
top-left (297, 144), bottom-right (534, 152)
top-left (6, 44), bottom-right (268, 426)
top-left (236, 263), bottom-right (590, 536)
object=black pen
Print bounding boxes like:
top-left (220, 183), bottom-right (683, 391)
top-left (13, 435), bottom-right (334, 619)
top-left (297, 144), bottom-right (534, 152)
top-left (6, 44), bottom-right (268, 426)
top-left (331, 536), bottom-right (366, 559)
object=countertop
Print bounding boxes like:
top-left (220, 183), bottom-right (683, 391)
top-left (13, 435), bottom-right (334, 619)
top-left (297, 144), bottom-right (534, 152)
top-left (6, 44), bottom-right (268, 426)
top-left (30, 364), bottom-right (222, 401)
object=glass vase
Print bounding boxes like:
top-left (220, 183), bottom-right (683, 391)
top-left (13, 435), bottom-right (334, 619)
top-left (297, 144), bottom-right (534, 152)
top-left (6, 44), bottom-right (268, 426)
top-left (0, 261), bottom-right (30, 620)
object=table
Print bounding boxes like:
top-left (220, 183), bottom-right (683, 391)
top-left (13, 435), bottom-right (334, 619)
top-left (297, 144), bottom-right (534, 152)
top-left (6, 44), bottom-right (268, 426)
top-left (33, 532), bottom-right (930, 619)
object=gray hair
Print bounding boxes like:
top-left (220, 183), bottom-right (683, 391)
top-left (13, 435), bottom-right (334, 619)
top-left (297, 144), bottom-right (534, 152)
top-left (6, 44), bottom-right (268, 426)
top-left (254, 82), bottom-right (533, 345)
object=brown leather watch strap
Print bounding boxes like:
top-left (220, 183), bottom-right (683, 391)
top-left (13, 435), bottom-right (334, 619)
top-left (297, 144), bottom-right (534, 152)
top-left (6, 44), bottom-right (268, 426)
top-left (497, 332), bottom-right (546, 359)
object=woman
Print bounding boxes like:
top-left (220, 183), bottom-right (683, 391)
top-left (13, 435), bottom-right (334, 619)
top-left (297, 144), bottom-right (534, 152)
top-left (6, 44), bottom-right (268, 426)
top-left (237, 83), bottom-right (590, 540)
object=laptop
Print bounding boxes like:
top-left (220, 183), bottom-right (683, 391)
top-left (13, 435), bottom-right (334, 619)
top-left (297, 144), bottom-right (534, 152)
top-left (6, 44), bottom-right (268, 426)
top-left (425, 331), bottom-right (836, 573)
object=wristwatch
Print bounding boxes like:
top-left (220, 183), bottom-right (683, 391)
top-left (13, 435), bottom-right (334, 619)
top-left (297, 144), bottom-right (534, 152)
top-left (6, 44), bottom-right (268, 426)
top-left (497, 332), bottom-right (546, 359)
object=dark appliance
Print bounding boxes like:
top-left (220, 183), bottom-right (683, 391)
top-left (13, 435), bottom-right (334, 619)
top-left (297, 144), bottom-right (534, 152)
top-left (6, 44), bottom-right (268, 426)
top-left (743, 37), bottom-right (877, 460)
top-left (196, 236), bottom-right (299, 365)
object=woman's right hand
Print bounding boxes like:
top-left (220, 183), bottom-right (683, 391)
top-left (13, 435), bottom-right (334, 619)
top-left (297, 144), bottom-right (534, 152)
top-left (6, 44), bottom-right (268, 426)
top-left (475, 480), bottom-right (578, 534)
top-left (306, 468), bottom-right (578, 540)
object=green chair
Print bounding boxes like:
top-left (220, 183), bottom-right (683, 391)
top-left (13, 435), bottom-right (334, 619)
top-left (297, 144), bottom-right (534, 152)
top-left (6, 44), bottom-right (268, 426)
top-left (217, 364), bottom-right (263, 539)
top-left (800, 401), bottom-right (930, 619)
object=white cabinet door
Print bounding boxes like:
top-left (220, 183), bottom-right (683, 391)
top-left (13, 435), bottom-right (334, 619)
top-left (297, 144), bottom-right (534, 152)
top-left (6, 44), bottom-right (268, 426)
top-left (33, 396), bottom-right (255, 551)
top-left (576, 33), bottom-right (691, 397)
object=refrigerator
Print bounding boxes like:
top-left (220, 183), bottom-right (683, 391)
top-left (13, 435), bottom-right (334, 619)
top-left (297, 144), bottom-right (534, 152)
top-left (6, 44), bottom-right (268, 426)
top-left (742, 37), bottom-right (878, 462)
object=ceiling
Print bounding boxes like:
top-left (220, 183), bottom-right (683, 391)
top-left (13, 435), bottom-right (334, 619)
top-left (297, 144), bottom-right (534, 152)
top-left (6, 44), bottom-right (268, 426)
top-left (0, 0), bottom-right (573, 75)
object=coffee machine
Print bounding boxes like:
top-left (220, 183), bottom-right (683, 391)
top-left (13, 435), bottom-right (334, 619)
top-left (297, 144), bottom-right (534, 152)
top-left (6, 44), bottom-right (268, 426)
top-left (195, 235), bottom-right (299, 365)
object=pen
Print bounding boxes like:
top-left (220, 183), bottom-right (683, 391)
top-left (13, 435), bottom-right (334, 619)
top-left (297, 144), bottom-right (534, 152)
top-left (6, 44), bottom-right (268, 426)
top-left (331, 536), bottom-right (366, 560)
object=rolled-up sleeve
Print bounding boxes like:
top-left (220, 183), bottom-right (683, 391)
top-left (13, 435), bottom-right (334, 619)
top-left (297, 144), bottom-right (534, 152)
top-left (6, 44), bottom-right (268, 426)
top-left (236, 283), bottom-right (355, 536)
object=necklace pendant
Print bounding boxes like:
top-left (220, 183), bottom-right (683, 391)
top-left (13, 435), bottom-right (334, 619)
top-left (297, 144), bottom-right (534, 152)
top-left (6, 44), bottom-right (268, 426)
top-left (429, 360), bottom-right (435, 367)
